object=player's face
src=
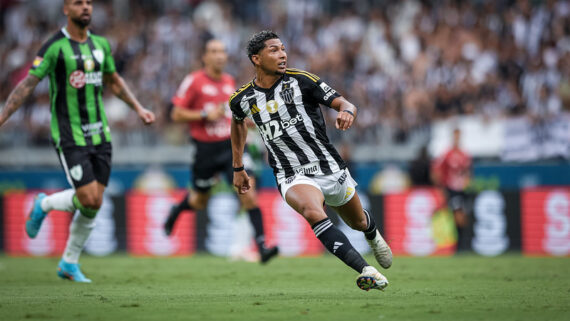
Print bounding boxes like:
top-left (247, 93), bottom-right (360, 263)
top-left (64, 0), bottom-right (92, 28)
top-left (202, 40), bottom-right (228, 73)
top-left (257, 39), bottom-right (287, 75)
top-left (453, 129), bottom-right (461, 147)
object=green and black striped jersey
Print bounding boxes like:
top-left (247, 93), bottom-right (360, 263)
top-left (29, 27), bottom-right (116, 148)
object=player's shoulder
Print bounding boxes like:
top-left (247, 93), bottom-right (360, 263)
top-left (89, 32), bottom-right (111, 48)
top-left (37, 29), bottom-right (67, 56)
top-left (229, 82), bottom-right (254, 106)
top-left (221, 72), bottom-right (235, 84)
top-left (285, 68), bottom-right (320, 83)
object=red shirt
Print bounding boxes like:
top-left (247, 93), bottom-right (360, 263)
top-left (172, 69), bottom-right (235, 142)
top-left (432, 148), bottom-right (471, 191)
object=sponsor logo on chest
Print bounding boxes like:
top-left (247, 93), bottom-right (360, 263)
top-left (69, 70), bottom-right (102, 89)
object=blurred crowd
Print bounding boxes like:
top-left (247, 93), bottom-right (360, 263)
top-left (1, 0), bottom-right (569, 150)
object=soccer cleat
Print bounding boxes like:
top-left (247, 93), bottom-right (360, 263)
top-left (356, 266), bottom-right (388, 291)
top-left (260, 246), bottom-right (279, 264)
top-left (57, 259), bottom-right (92, 283)
top-left (25, 193), bottom-right (48, 239)
top-left (367, 230), bottom-right (393, 269)
top-left (163, 205), bottom-right (181, 236)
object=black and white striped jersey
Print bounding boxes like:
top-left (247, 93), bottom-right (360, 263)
top-left (229, 68), bottom-right (346, 179)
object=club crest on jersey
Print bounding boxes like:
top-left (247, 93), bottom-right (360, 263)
top-left (84, 58), bottom-right (95, 72)
top-left (70, 165), bottom-right (83, 182)
top-left (279, 85), bottom-right (294, 104)
top-left (93, 49), bottom-right (104, 64)
top-left (266, 100), bottom-right (279, 114)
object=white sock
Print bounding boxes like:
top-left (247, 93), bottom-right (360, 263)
top-left (41, 189), bottom-right (76, 213)
top-left (63, 212), bottom-right (96, 264)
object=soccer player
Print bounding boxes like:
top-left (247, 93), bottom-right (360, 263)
top-left (230, 30), bottom-right (392, 291)
top-left (432, 128), bottom-right (472, 251)
top-left (0, 0), bottom-right (155, 282)
top-left (162, 37), bottom-right (278, 264)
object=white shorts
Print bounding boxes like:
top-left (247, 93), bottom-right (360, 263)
top-left (278, 168), bottom-right (358, 207)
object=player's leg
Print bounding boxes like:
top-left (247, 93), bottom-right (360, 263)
top-left (330, 191), bottom-right (392, 269)
top-left (325, 169), bottom-right (392, 269)
top-left (236, 175), bottom-right (278, 264)
top-left (57, 143), bottom-right (110, 283)
top-left (25, 148), bottom-right (86, 238)
top-left (283, 180), bottom-right (385, 289)
top-left (449, 190), bottom-right (468, 252)
top-left (164, 142), bottom-right (216, 235)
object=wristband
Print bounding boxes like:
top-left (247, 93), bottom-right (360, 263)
top-left (200, 110), bottom-right (208, 119)
top-left (233, 166), bottom-right (245, 172)
top-left (342, 110), bottom-right (355, 117)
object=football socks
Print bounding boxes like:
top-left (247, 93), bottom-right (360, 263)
top-left (312, 218), bottom-right (368, 273)
top-left (363, 209), bottom-right (377, 241)
top-left (247, 207), bottom-right (266, 250)
top-left (63, 212), bottom-right (96, 264)
top-left (40, 189), bottom-right (76, 213)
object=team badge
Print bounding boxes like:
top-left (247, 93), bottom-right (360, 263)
top-left (70, 165), bottom-right (83, 182)
top-left (279, 83), bottom-right (295, 104)
top-left (93, 49), bottom-right (104, 64)
top-left (84, 58), bottom-right (95, 72)
top-left (266, 100), bottom-right (279, 114)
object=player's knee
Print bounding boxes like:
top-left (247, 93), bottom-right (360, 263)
top-left (78, 194), bottom-right (102, 210)
top-left (192, 197), bottom-right (208, 210)
top-left (347, 216), bottom-right (367, 231)
top-left (300, 206), bottom-right (326, 224)
top-left (240, 194), bottom-right (258, 209)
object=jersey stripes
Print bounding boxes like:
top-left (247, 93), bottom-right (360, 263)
top-left (230, 69), bottom-right (345, 178)
top-left (29, 28), bottom-right (115, 148)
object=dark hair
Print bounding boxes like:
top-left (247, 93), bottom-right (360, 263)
top-left (199, 31), bottom-right (215, 56)
top-left (247, 30), bottom-right (279, 64)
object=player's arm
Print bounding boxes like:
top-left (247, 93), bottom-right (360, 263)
top-left (330, 96), bottom-right (357, 131)
top-left (170, 104), bottom-right (224, 123)
top-left (103, 72), bottom-right (155, 125)
top-left (0, 74), bottom-right (40, 127)
top-left (231, 117), bottom-right (250, 194)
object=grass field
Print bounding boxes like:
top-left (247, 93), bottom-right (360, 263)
top-left (0, 254), bottom-right (568, 321)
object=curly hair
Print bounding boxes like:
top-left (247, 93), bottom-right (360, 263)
top-left (246, 30), bottom-right (280, 64)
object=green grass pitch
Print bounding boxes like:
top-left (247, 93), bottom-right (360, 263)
top-left (0, 254), bottom-right (568, 321)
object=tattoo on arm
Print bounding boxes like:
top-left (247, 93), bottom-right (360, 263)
top-left (0, 75), bottom-right (40, 126)
top-left (109, 73), bottom-right (140, 111)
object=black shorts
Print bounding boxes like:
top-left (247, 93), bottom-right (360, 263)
top-left (56, 143), bottom-right (112, 189)
top-left (446, 188), bottom-right (466, 212)
top-left (192, 139), bottom-right (233, 192)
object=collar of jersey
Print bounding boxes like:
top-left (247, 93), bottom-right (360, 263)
top-left (61, 27), bottom-right (92, 43)
top-left (251, 74), bottom-right (286, 93)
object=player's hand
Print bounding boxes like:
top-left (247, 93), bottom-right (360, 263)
top-left (233, 170), bottom-right (251, 194)
top-left (206, 104), bottom-right (226, 121)
top-left (336, 109), bottom-right (355, 131)
top-left (138, 107), bottom-right (156, 125)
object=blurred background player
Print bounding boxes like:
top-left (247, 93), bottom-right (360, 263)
top-left (0, 0), bottom-right (155, 282)
top-left (432, 128), bottom-right (472, 251)
top-left (230, 30), bottom-right (392, 291)
top-left (163, 35), bottom-right (278, 264)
